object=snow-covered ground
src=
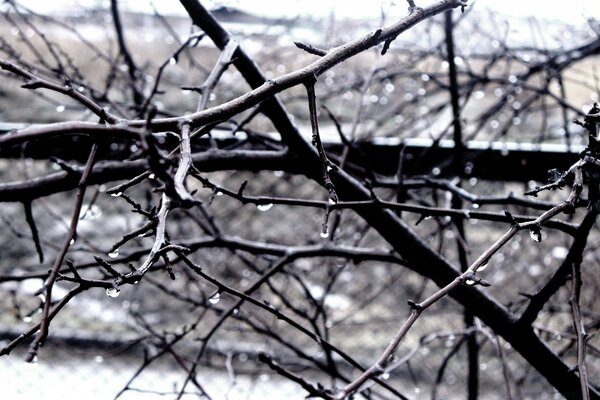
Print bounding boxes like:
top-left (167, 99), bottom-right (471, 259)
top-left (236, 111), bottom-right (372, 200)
top-left (0, 349), bottom-right (303, 400)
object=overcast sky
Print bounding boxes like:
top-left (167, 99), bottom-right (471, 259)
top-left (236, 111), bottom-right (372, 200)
top-left (190, 0), bottom-right (599, 24)
top-left (7, 0), bottom-right (600, 26)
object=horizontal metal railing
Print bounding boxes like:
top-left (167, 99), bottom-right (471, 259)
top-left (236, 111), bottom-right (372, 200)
top-left (0, 122), bottom-right (582, 182)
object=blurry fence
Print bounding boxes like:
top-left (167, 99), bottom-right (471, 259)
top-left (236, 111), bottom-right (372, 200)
top-left (0, 122), bottom-right (593, 399)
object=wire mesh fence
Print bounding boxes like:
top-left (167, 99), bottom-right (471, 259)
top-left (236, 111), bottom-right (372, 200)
top-left (1, 169), bottom-right (597, 399)
top-left (1, 1), bottom-right (599, 399)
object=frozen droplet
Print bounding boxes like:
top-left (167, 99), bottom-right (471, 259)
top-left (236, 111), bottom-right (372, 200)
top-left (233, 308), bottom-right (239, 315)
top-left (55, 105), bottom-right (65, 113)
top-left (465, 279), bottom-right (476, 286)
top-left (169, 57), bottom-right (177, 65)
top-left (106, 287), bottom-right (120, 298)
top-left (381, 372), bottom-right (390, 380)
top-left (148, 173), bottom-right (156, 180)
top-left (27, 355), bottom-right (39, 364)
top-left (328, 197), bottom-right (337, 205)
top-left (476, 262), bottom-right (488, 272)
top-left (215, 191), bottom-right (224, 196)
top-left (320, 224), bottom-right (329, 239)
top-left (110, 192), bottom-right (123, 197)
top-left (69, 238), bottom-right (75, 245)
top-left (257, 203), bottom-right (273, 212)
top-left (530, 229), bottom-right (542, 243)
top-left (22, 316), bottom-right (32, 323)
top-left (326, 165), bottom-right (333, 172)
top-left (209, 292), bottom-right (221, 305)
top-left (108, 249), bottom-right (119, 258)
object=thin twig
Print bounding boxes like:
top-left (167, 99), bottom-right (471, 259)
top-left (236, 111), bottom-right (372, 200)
top-left (25, 143), bottom-right (98, 362)
top-left (570, 252), bottom-right (590, 400)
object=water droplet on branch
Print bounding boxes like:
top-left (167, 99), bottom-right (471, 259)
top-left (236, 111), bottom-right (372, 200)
top-left (108, 249), bottom-right (119, 258)
top-left (106, 287), bottom-right (120, 298)
top-left (209, 292), bottom-right (221, 305)
top-left (320, 224), bottom-right (329, 239)
top-left (257, 203), bottom-right (273, 212)
top-left (530, 229), bottom-right (542, 243)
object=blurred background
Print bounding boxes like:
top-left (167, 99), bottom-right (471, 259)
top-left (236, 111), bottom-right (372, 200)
top-left (0, 1), bottom-right (599, 399)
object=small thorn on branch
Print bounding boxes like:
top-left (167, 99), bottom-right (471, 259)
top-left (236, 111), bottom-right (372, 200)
top-left (294, 41), bottom-right (327, 56)
top-left (461, 272), bottom-right (491, 287)
top-left (407, 300), bottom-right (423, 310)
top-left (406, 0), bottom-right (422, 14)
top-left (381, 35), bottom-right (398, 55)
top-left (21, 79), bottom-right (43, 89)
top-left (504, 210), bottom-right (520, 226)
